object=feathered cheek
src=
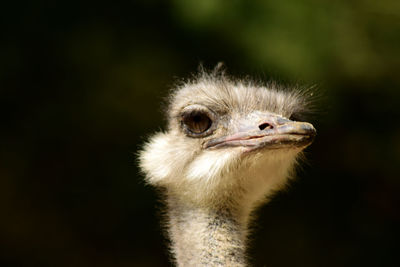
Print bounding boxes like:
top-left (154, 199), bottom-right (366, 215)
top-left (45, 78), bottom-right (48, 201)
top-left (140, 133), bottom-right (190, 186)
top-left (185, 150), bottom-right (238, 182)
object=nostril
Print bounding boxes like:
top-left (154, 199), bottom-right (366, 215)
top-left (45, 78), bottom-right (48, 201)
top-left (259, 123), bottom-right (273, 131)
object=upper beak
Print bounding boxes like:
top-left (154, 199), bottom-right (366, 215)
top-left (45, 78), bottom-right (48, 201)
top-left (204, 112), bottom-right (316, 151)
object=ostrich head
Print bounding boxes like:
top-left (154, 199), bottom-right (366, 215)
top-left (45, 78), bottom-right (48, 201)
top-left (140, 69), bottom-right (315, 216)
top-left (139, 68), bottom-right (316, 266)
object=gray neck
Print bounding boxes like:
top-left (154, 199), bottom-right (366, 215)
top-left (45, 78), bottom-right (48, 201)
top-left (166, 194), bottom-right (249, 267)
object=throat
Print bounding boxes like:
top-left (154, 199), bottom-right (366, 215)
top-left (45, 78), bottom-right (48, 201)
top-left (166, 194), bottom-right (249, 267)
top-left (162, 152), bottom-right (297, 266)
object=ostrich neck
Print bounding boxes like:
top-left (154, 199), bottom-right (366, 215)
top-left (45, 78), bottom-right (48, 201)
top-left (166, 193), bottom-right (250, 267)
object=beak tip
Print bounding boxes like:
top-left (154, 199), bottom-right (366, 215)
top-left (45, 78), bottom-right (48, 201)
top-left (301, 122), bottom-right (316, 136)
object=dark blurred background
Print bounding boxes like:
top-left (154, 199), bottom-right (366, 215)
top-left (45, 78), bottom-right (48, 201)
top-left (1, 0), bottom-right (399, 266)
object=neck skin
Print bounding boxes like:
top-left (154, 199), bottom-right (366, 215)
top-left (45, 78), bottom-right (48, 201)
top-left (166, 192), bottom-right (250, 267)
top-left (159, 151), bottom-right (298, 266)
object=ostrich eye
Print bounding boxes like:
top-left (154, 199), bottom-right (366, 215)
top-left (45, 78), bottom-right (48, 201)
top-left (182, 110), bottom-right (212, 136)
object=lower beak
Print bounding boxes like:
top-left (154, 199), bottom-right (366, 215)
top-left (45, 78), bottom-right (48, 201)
top-left (204, 117), bottom-right (316, 151)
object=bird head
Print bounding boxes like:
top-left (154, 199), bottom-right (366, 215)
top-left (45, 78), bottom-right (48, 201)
top-left (139, 71), bottom-right (316, 208)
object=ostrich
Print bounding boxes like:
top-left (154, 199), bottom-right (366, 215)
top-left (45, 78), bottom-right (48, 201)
top-left (139, 67), bottom-right (316, 266)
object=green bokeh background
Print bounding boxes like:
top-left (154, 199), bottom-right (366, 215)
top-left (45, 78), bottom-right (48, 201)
top-left (1, 1), bottom-right (399, 266)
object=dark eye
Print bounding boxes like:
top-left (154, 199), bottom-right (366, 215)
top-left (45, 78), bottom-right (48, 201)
top-left (182, 110), bottom-right (212, 136)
